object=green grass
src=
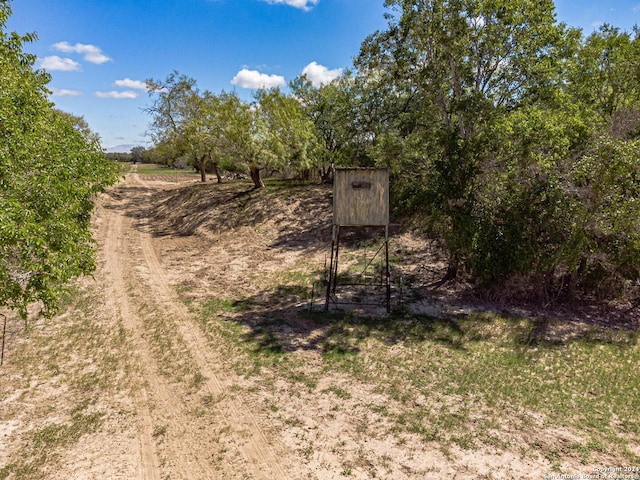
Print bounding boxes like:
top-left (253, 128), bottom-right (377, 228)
top-left (321, 385), bottom-right (352, 400)
top-left (315, 310), bottom-right (640, 462)
top-left (140, 302), bottom-right (197, 382)
top-left (140, 164), bottom-right (198, 174)
top-left (0, 409), bottom-right (104, 479)
top-left (0, 286), bottom-right (118, 480)
top-left (204, 297), bottom-right (238, 313)
top-left (195, 296), bottom-right (328, 390)
top-left (190, 281), bottom-right (639, 466)
top-left (272, 269), bottom-right (314, 286)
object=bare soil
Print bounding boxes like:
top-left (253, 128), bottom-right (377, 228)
top-left (1, 166), bottom-right (637, 479)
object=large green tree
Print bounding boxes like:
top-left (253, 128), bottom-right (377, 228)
top-left (351, 0), bottom-right (640, 300)
top-left (356, 0), bottom-right (579, 280)
top-left (199, 89), bottom-right (268, 188)
top-left (290, 72), bottom-right (373, 176)
top-left (147, 74), bottom-right (322, 188)
top-left (568, 24), bottom-right (640, 138)
top-left (208, 87), bottom-right (322, 188)
top-left (0, 1), bottom-right (120, 318)
top-left (254, 87), bottom-right (322, 181)
top-left (146, 72), bottom-right (213, 182)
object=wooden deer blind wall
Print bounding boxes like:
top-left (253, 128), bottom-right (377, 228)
top-left (333, 168), bottom-right (389, 227)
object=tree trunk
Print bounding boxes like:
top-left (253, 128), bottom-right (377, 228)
top-left (249, 165), bottom-right (265, 189)
top-left (428, 256), bottom-right (458, 290)
top-left (212, 162), bottom-right (222, 183)
top-left (321, 161), bottom-right (335, 184)
top-left (197, 154), bottom-right (207, 182)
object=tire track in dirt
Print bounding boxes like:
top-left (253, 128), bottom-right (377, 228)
top-left (127, 171), bottom-right (289, 479)
top-left (97, 168), bottom-right (288, 479)
top-left (138, 228), bottom-right (289, 479)
top-left (100, 175), bottom-right (222, 479)
top-left (102, 209), bottom-right (161, 480)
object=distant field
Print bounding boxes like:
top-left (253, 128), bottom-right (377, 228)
top-left (122, 163), bottom-right (200, 176)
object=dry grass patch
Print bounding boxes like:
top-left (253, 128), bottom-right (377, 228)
top-left (0, 286), bottom-right (138, 480)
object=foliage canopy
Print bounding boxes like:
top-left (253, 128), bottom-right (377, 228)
top-left (146, 73), bottom-right (322, 188)
top-left (348, 0), bottom-right (640, 300)
top-left (0, 1), bottom-right (120, 318)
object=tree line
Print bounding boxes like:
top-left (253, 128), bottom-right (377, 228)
top-left (145, 73), bottom-right (321, 187)
top-left (0, 1), bottom-right (120, 318)
top-left (146, 0), bottom-right (639, 303)
top-left (106, 147), bottom-right (149, 164)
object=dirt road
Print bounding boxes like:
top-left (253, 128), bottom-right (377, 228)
top-left (95, 167), bottom-right (292, 479)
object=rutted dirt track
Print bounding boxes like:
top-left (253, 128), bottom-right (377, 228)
top-left (97, 169), bottom-right (290, 479)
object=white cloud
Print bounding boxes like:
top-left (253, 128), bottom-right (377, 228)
top-left (95, 90), bottom-right (139, 99)
top-left (301, 61), bottom-right (342, 86)
top-left (261, 0), bottom-right (319, 11)
top-left (114, 78), bottom-right (149, 91)
top-left (53, 41), bottom-right (112, 64)
top-left (50, 88), bottom-right (82, 96)
top-left (231, 69), bottom-right (286, 89)
top-left (40, 55), bottom-right (81, 71)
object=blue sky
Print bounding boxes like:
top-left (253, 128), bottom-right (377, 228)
top-left (6, 0), bottom-right (640, 152)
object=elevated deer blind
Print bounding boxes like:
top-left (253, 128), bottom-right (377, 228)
top-left (333, 168), bottom-right (389, 227)
top-left (326, 168), bottom-right (391, 312)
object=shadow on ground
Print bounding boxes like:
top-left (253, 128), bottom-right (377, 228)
top-left (104, 175), bottom-right (639, 361)
top-left (201, 285), bottom-right (639, 361)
